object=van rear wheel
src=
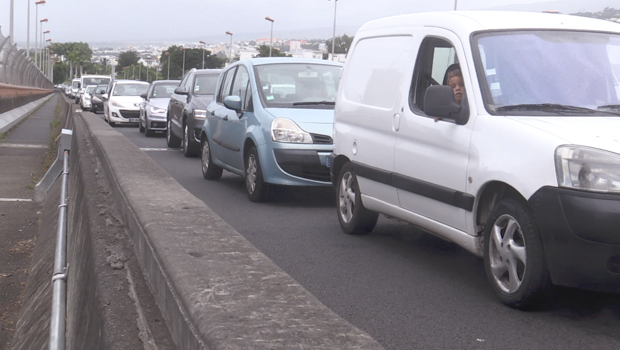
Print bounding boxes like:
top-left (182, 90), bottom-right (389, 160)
top-left (336, 162), bottom-right (378, 235)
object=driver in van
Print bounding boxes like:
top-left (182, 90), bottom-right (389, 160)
top-left (446, 68), bottom-right (465, 105)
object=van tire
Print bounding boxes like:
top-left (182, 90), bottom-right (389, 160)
top-left (483, 197), bottom-right (551, 310)
top-left (336, 162), bottom-right (378, 235)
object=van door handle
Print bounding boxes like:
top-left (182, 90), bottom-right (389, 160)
top-left (393, 113), bottom-right (401, 131)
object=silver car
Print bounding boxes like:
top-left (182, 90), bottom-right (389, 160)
top-left (139, 80), bottom-right (180, 136)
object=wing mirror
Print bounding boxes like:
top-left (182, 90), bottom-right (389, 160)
top-left (223, 95), bottom-right (243, 117)
top-left (174, 86), bottom-right (189, 95)
top-left (424, 85), bottom-right (469, 125)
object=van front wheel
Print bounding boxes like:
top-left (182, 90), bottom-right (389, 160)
top-left (483, 198), bottom-right (551, 309)
top-left (336, 162), bottom-right (378, 235)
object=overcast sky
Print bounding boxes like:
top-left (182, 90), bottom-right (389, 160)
top-left (1, 0), bottom-right (617, 45)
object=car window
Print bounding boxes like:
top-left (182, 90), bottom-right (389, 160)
top-left (113, 83), bottom-right (150, 96)
top-left (410, 37), bottom-right (462, 114)
top-left (231, 66), bottom-right (251, 110)
top-left (255, 63), bottom-right (342, 109)
top-left (217, 68), bottom-right (236, 104)
top-left (151, 83), bottom-right (178, 98)
top-left (194, 74), bottom-right (219, 95)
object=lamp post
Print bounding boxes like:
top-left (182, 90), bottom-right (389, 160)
top-left (454, 0), bottom-right (458, 10)
top-left (41, 27), bottom-right (50, 70)
top-left (328, 0), bottom-right (338, 61)
top-left (39, 19), bottom-right (48, 69)
top-left (9, 0), bottom-right (14, 44)
top-left (181, 46), bottom-right (186, 77)
top-left (45, 39), bottom-right (51, 77)
top-left (35, 1), bottom-right (46, 64)
top-left (265, 17), bottom-right (274, 57)
top-left (166, 52), bottom-right (170, 80)
top-left (226, 32), bottom-right (233, 63)
top-left (199, 41), bottom-right (206, 69)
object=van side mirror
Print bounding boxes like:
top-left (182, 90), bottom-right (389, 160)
top-left (223, 95), bottom-right (243, 116)
top-left (424, 85), bottom-right (469, 125)
top-left (102, 94), bottom-right (109, 101)
top-left (140, 93), bottom-right (147, 99)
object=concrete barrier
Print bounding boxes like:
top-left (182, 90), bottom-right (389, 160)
top-left (0, 93), bottom-right (54, 134)
top-left (78, 111), bottom-right (385, 348)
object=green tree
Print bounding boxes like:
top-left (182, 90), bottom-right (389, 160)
top-left (117, 50), bottom-right (140, 72)
top-left (325, 34), bottom-right (353, 58)
top-left (160, 46), bottom-right (225, 79)
top-left (50, 42), bottom-right (93, 79)
top-left (256, 45), bottom-right (290, 58)
top-left (52, 61), bottom-right (68, 85)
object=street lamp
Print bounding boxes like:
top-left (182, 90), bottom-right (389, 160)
top-left (9, 0), bottom-right (14, 43)
top-left (265, 16), bottom-right (274, 57)
top-left (34, 1), bottom-right (46, 64)
top-left (454, 0), bottom-right (458, 10)
top-left (199, 41), bottom-right (206, 69)
top-left (166, 52), bottom-right (170, 80)
top-left (181, 46), bottom-right (186, 77)
top-left (226, 32), bottom-right (233, 63)
top-left (41, 26), bottom-right (50, 70)
top-left (328, 0), bottom-right (338, 61)
top-left (39, 19), bottom-right (48, 69)
top-left (45, 39), bottom-right (51, 76)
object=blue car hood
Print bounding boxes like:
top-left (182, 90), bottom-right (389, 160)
top-left (264, 107), bottom-right (334, 127)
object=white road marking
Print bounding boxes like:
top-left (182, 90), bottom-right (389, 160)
top-left (0, 198), bottom-right (33, 202)
top-left (0, 143), bottom-right (49, 149)
top-left (139, 148), bottom-right (175, 152)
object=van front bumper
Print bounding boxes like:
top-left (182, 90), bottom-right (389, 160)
top-left (529, 186), bottom-right (620, 292)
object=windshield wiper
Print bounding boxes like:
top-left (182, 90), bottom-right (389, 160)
top-left (597, 104), bottom-right (620, 112)
top-left (292, 101), bottom-right (335, 106)
top-left (495, 103), bottom-right (601, 114)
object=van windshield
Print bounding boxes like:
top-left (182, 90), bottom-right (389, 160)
top-left (474, 30), bottom-right (620, 115)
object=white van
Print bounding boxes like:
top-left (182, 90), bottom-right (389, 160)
top-left (70, 78), bottom-right (81, 99)
top-left (330, 11), bottom-right (620, 309)
top-left (77, 74), bottom-right (111, 103)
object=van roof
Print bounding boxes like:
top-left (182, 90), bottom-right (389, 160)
top-left (357, 11), bottom-right (620, 36)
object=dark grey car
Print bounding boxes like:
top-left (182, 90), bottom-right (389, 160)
top-left (166, 68), bottom-right (222, 157)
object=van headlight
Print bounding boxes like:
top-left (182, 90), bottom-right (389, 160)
top-left (555, 145), bottom-right (620, 193)
top-left (271, 118), bottom-right (312, 143)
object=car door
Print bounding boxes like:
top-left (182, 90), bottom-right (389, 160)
top-left (394, 31), bottom-right (474, 233)
top-left (169, 72), bottom-right (191, 136)
top-left (212, 65), bottom-right (252, 171)
top-left (208, 67), bottom-right (236, 166)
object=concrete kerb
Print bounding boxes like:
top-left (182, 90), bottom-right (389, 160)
top-left (0, 94), bottom-right (55, 134)
top-left (77, 113), bottom-right (385, 349)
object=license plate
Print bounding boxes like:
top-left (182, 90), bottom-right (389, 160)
top-left (128, 118), bottom-right (139, 123)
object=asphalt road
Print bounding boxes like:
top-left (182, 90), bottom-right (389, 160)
top-left (93, 110), bottom-right (620, 350)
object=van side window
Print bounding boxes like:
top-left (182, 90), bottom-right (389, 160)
top-left (410, 37), bottom-right (460, 113)
top-left (342, 35), bottom-right (414, 109)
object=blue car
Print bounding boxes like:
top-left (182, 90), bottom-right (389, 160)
top-left (200, 58), bottom-right (343, 202)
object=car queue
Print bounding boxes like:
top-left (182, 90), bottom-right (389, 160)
top-left (71, 10), bottom-right (620, 310)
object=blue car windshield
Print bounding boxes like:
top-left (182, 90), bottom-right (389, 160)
top-left (474, 30), bottom-right (620, 115)
top-left (255, 63), bottom-right (342, 109)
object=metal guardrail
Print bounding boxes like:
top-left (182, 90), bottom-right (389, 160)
top-left (34, 128), bottom-right (72, 350)
top-left (0, 27), bottom-right (52, 88)
top-left (49, 150), bottom-right (69, 350)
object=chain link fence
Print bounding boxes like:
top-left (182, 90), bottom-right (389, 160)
top-left (0, 28), bottom-right (53, 114)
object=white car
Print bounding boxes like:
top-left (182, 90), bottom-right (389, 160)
top-left (331, 11), bottom-right (620, 309)
top-left (103, 80), bottom-right (150, 126)
top-left (79, 85), bottom-right (97, 111)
